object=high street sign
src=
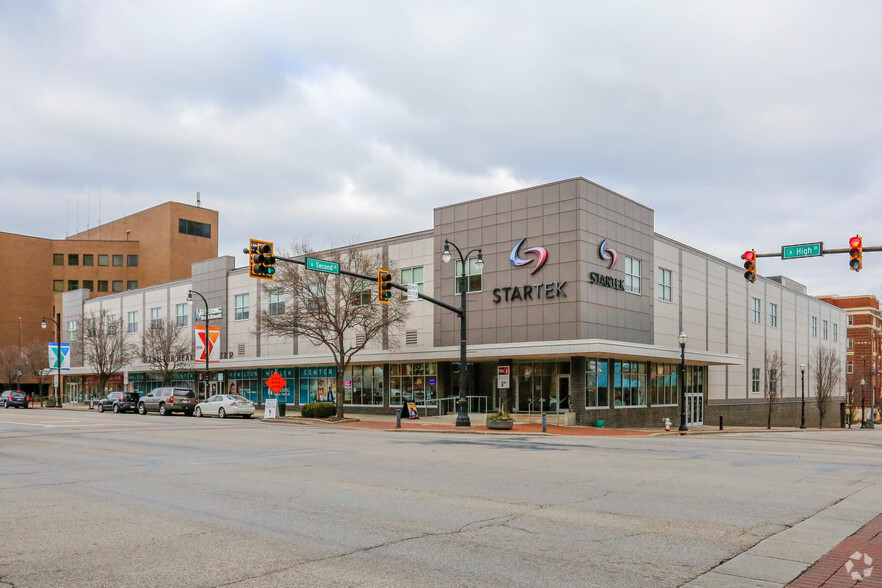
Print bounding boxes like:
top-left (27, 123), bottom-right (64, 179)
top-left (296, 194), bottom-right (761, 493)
top-left (781, 242), bottom-right (823, 260)
top-left (306, 258), bottom-right (340, 274)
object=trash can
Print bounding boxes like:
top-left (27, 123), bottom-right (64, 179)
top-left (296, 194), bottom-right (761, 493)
top-left (595, 419), bottom-right (605, 428)
top-left (278, 401), bottom-right (286, 417)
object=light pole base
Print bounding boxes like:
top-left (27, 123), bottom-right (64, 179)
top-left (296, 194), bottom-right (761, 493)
top-left (455, 412), bottom-right (471, 427)
top-left (678, 425), bottom-right (688, 433)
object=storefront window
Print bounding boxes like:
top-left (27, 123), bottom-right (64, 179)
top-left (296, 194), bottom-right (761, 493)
top-left (344, 365), bottom-right (384, 405)
top-left (389, 362), bottom-right (437, 405)
top-left (649, 363), bottom-right (678, 406)
top-left (298, 366), bottom-right (337, 404)
top-left (586, 360), bottom-right (609, 408)
top-left (613, 361), bottom-right (646, 407)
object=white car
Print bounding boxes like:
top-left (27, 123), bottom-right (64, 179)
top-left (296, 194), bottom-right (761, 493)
top-left (194, 395), bottom-right (255, 419)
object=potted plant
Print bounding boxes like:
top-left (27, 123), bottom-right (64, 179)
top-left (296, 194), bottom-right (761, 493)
top-left (486, 409), bottom-right (514, 430)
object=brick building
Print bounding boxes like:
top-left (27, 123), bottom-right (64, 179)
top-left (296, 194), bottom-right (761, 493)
top-left (817, 295), bottom-right (881, 422)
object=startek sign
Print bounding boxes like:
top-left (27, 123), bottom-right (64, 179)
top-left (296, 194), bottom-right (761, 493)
top-left (493, 238), bottom-right (567, 304)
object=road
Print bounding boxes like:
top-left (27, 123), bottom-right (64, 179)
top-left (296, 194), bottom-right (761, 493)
top-left (1, 409), bottom-right (880, 587)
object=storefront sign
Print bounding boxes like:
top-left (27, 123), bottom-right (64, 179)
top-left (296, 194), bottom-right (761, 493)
top-left (497, 366), bottom-right (510, 389)
top-left (492, 282), bottom-right (567, 304)
top-left (589, 272), bottom-right (625, 291)
top-left (264, 398), bottom-right (278, 419)
top-left (299, 366), bottom-right (337, 378)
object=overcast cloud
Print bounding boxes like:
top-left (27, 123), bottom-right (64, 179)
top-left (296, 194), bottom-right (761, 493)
top-left (2, 1), bottom-right (881, 298)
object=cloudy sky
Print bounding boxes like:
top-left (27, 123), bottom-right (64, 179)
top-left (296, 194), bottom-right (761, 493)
top-left (2, 1), bottom-right (881, 298)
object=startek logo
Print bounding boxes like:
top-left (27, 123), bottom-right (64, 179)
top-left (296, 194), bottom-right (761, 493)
top-left (599, 239), bottom-right (618, 269)
top-left (510, 238), bottom-right (548, 275)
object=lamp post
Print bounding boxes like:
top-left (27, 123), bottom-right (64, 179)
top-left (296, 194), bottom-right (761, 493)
top-left (799, 363), bottom-right (807, 429)
top-left (861, 355), bottom-right (867, 429)
top-left (41, 314), bottom-right (63, 408)
top-left (442, 239), bottom-right (483, 427)
top-left (187, 290), bottom-right (210, 399)
top-left (678, 331), bottom-right (688, 433)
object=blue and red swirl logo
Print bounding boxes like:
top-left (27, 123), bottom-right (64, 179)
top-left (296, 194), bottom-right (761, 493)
top-left (510, 238), bottom-right (548, 275)
top-left (599, 239), bottom-right (618, 269)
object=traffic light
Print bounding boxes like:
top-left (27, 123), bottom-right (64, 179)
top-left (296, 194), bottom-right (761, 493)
top-left (249, 239), bottom-right (275, 280)
top-left (742, 250), bottom-right (757, 283)
top-left (377, 269), bottom-right (392, 303)
top-left (849, 236), bottom-right (862, 271)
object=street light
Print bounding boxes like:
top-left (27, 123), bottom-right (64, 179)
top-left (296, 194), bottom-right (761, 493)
top-left (861, 355), bottom-right (867, 429)
top-left (442, 239), bottom-right (483, 427)
top-left (800, 363), bottom-right (807, 429)
top-left (678, 331), bottom-right (688, 433)
top-left (41, 314), bottom-right (63, 408)
top-left (187, 290), bottom-right (210, 399)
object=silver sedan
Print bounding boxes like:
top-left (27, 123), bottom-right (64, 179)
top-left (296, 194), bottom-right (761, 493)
top-left (194, 395), bottom-right (255, 419)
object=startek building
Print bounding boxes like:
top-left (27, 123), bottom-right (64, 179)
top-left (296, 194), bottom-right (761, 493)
top-left (63, 178), bottom-right (846, 427)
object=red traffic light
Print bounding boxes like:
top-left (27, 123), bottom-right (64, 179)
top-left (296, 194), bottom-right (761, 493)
top-left (741, 250), bottom-right (756, 262)
top-left (849, 235), bottom-right (863, 271)
top-left (849, 236), bottom-right (862, 249)
top-left (741, 250), bottom-right (757, 283)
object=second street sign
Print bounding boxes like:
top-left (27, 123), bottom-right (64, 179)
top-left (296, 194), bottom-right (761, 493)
top-left (782, 242), bottom-right (823, 260)
top-left (306, 258), bottom-right (340, 274)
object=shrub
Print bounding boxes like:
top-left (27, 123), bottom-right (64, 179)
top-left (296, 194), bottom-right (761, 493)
top-left (486, 409), bottom-right (511, 421)
top-left (301, 402), bottom-right (336, 418)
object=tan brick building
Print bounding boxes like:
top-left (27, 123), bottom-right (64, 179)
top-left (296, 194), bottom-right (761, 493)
top-left (0, 202), bottom-right (218, 388)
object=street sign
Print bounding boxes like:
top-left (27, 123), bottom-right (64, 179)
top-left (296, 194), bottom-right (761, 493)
top-left (497, 366), bottom-right (510, 389)
top-left (407, 283), bottom-right (419, 301)
top-left (781, 242), bottom-right (823, 260)
top-left (306, 257), bottom-right (340, 274)
top-left (265, 371), bottom-right (287, 393)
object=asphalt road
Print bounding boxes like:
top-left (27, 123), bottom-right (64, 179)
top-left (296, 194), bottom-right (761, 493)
top-left (1, 409), bottom-right (881, 588)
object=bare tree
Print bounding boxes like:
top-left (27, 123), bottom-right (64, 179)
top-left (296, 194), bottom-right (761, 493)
top-left (142, 317), bottom-right (191, 384)
top-left (764, 351), bottom-right (785, 429)
top-left (22, 342), bottom-right (49, 406)
top-left (812, 347), bottom-right (841, 429)
top-left (260, 242), bottom-right (410, 418)
top-left (845, 372), bottom-right (859, 428)
top-left (77, 310), bottom-right (135, 396)
top-left (0, 346), bottom-right (26, 389)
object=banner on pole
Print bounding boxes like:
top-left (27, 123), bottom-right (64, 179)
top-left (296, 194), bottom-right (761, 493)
top-left (194, 325), bottom-right (221, 363)
top-left (47, 343), bottom-right (71, 371)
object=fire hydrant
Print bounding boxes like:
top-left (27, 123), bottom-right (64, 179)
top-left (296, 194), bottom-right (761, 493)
top-left (663, 417), bottom-right (671, 432)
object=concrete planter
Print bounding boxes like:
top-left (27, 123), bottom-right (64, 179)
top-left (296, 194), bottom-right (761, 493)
top-left (486, 418), bottom-right (514, 430)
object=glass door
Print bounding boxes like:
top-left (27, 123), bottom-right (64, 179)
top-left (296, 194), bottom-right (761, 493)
top-left (686, 393), bottom-right (704, 425)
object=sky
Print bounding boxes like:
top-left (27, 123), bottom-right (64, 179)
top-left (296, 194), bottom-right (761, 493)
top-left (2, 1), bottom-right (881, 299)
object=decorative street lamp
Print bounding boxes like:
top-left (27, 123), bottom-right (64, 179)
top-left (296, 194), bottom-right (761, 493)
top-left (678, 331), bottom-right (688, 433)
top-left (442, 239), bottom-right (483, 427)
top-left (861, 355), bottom-right (867, 429)
top-left (41, 314), bottom-right (63, 409)
top-left (800, 363), bottom-right (807, 429)
top-left (187, 290), bottom-right (211, 399)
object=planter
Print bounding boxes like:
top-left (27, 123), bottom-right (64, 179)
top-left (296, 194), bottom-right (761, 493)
top-left (486, 418), bottom-right (514, 430)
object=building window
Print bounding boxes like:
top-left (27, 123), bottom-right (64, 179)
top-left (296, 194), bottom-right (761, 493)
top-left (833, 323), bottom-right (838, 342)
top-left (752, 298), bottom-right (761, 323)
top-left (624, 257), bottom-right (641, 294)
top-left (235, 294), bottom-right (250, 320)
top-left (112, 254), bottom-right (123, 266)
top-left (176, 303), bottom-right (188, 327)
top-left (344, 364), bottom-right (385, 405)
top-left (127, 311), bottom-right (138, 333)
top-left (127, 281), bottom-right (138, 290)
top-left (847, 361), bottom-right (853, 374)
top-left (389, 362), bottom-right (437, 405)
top-left (107, 314), bottom-right (118, 335)
top-left (350, 283), bottom-right (372, 306)
top-left (98, 254), bottom-right (109, 266)
top-left (53, 280), bottom-right (64, 292)
top-left (769, 368), bottom-right (778, 393)
top-left (811, 316), bottom-right (818, 337)
top-left (401, 266), bottom-right (425, 299)
top-left (657, 268), bottom-right (672, 302)
top-left (269, 289), bottom-right (285, 316)
top-left (150, 307), bottom-right (162, 329)
top-left (68, 320), bottom-right (78, 341)
top-left (112, 280), bottom-right (123, 292)
top-left (649, 363), bottom-right (678, 406)
top-left (822, 320), bottom-right (829, 340)
top-left (83, 254), bottom-right (94, 266)
top-left (68, 254), bottom-right (79, 266)
top-left (53, 253), bottom-right (64, 266)
top-left (97, 280), bottom-right (108, 292)
top-left (454, 258), bottom-right (483, 294)
top-left (751, 368), bottom-right (761, 393)
top-left (68, 280), bottom-right (79, 291)
top-left (769, 303), bottom-right (778, 327)
top-left (179, 218), bottom-right (211, 238)
top-left (848, 316), bottom-right (854, 326)
top-left (127, 255), bottom-right (138, 266)
top-left (586, 359), bottom-right (610, 408)
top-left (83, 280), bottom-right (93, 291)
top-left (847, 338), bottom-right (853, 349)
top-left (307, 283), bottom-right (325, 311)
top-left (613, 361), bottom-right (646, 406)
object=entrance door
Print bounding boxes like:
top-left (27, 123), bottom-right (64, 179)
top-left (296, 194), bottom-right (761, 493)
top-left (556, 375), bottom-right (570, 411)
top-left (686, 393), bottom-right (704, 425)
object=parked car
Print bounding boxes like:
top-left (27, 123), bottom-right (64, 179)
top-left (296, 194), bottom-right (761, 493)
top-left (97, 391), bottom-right (140, 413)
top-left (194, 395), bottom-right (255, 419)
top-left (1, 390), bottom-right (30, 409)
top-left (137, 387), bottom-right (197, 416)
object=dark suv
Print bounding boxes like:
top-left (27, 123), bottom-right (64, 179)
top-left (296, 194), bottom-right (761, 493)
top-left (138, 387), bottom-right (197, 416)
top-left (1, 390), bottom-right (30, 409)
top-left (97, 391), bottom-right (140, 413)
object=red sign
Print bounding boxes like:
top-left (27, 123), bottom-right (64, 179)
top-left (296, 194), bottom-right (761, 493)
top-left (265, 372), bottom-right (287, 394)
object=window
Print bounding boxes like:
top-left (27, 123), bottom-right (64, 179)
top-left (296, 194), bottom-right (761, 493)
top-left (98, 254), bottom-right (109, 266)
top-left (769, 368), bottom-right (778, 393)
top-left (454, 258), bottom-right (483, 294)
top-left (657, 268), bottom-right (672, 302)
top-left (98, 280), bottom-right (108, 292)
top-left (822, 320), bottom-right (829, 340)
top-left (307, 284), bottom-right (326, 311)
top-left (344, 365), bottom-right (385, 405)
top-left (68, 254), bottom-right (79, 266)
top-left (613, 361), bottom-right (646, 406)
top-left (586, 360), bottom-right (610, 408)
top-left (833, 323), bottom-right (838, 342)
top-left (127, 281), bottom-right (138, 290)
top-left (127, 311), bottom-right (138, 333)
top-left (401, 266), bottom-right (425, 299)
top-left (53, 280), bottom-right (64, 292)
top-left (752, 298), bottom-right (761, 323)
top-left (350, 283), bottom-right (372, 306)
top-left (112, 254), bottom-right (123, 266)
top-left (150, 307), bottom-right (162, 329)
top-left (751, 368), bottom-right (761, 393)
top-left (68, 320), bottom-right (78, 341)
top-left (107, 314), bottom-right (118, 335)
top-left (649, 363), bottom-right (678, 406)
top-left (268, 289), bottom-right (285, 316)
top-left (83, 280), bottom-right (93, 291)
top-left (68, 280), bottom-right (79, 291)
top-left (811, 316), bottom-right (818, 337)
top-left (847, 338), bottom-right (853, 349)
top-left (83, 254), bottom-right (94, 266)
top-left (847, 361), bottom-right (853, 374)
top-left (848, 316), bottom-right (854, 326)
top-left (624, 257), bottom-right (641, 294)
top-left (53, 253), bottom-right (64, 266)
top-left (178, 218), bottom-right (212, 238)
top-left (235, 294), bottom-right (250, 320)
top-left (112, 280), bottom-right (123, 292)
top-left (176, 303), bottom-right (189, 327)
top-left (127, 255), bottom-right (138, 267)
top-left (389, 362), bottom-right (437, 405)
top-left (769, 303), bottom-right (778, 327)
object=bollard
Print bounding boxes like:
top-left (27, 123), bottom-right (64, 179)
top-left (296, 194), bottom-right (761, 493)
top-left (89, 397), bottom-right (94, 410)
top-left (542, 412), bottom-right (547, 433)
top-left (719, 415), bottom-right (723, 430)
top-left (396, 411), bottom-right (401, 429)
